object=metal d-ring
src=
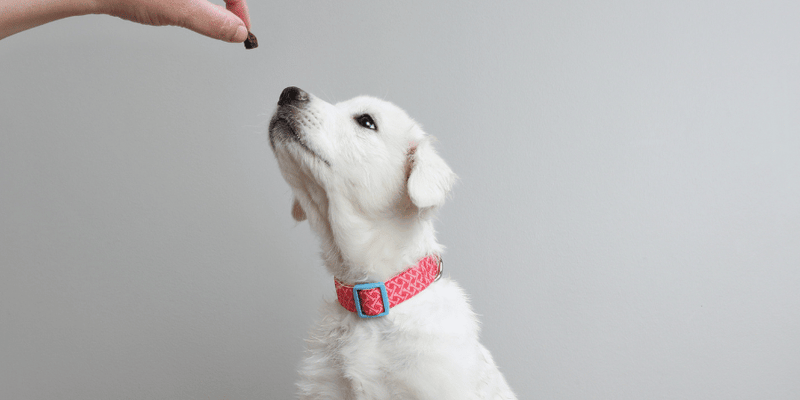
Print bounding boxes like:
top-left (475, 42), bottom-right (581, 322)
top-left (433, 256), bottom-right (444, 282)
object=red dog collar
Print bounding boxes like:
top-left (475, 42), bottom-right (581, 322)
top-left (334, 256), bottom-right (442, 318)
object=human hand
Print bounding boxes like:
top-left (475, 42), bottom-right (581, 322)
top-left (0, 0), bottom-right (253, 43)
top-left (99, 0), bottom-right (252, 43)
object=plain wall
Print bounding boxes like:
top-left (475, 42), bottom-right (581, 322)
top-left (2, 1), bottom-right (799, 399)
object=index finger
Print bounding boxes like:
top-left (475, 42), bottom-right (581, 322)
top-left (224, 0), bottom-right (251, 30)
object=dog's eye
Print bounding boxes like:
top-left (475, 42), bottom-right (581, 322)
top-left (355, 114), bottom-right (377, 131)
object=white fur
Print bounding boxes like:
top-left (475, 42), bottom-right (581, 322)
top-left (269, 89), bottom-right (516, 399)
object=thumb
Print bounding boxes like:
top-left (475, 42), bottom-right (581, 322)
top-left (180, 1), bottom-right (248, 42)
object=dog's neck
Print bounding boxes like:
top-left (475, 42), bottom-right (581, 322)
top-left (298, 187), bottom-right (442, 284)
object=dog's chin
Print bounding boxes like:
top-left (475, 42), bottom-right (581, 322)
top-left (269, 118), bottom-right (331, 168)
top-left (268, 117), bottom-right (298, 145)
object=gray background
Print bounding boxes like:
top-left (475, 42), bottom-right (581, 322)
top-left (2, 1), bottom-right (799, 399)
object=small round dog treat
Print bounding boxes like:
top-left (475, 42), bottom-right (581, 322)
top-left (244, 32), bottom-right (258, 49)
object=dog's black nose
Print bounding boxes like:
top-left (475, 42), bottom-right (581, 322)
top-left (278, 86), bottom-right (309, 106)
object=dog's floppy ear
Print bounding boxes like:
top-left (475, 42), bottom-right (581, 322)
top-left (291, 197), bottom-right (307, 221)
top-left (407, 138), bottom-right (456, 209)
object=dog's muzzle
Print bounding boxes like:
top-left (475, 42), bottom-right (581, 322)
top-left (269, 86), bottom-right (310, 149)
top-left (268, 86), bottom-right (331, 167)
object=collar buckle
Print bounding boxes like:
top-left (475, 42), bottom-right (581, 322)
top-left (352, 282), bottom-right (391, 318)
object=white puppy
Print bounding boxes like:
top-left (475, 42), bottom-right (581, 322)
top-left (268, 87), bottom-right (516, 400)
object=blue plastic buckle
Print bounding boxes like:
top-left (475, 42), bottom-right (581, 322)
top-left (352, 282), bottom-right (390, 318)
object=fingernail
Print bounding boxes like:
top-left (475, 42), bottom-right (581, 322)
top-left (233, 25), bottom-right (248, 43)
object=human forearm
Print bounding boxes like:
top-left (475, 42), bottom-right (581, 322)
top-left (0, 0), bottom-right (100, 40)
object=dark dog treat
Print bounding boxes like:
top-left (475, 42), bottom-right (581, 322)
top-left (244, 32), bottom-right (258, 49)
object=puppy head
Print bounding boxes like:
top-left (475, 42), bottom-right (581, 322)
top-left (268, 87), bottom-right (456, 225)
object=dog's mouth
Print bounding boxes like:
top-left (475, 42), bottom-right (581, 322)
top-left (269, 116), bottom-right (331, 167)
top-left (269, 116), bottom-right (299, 142)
